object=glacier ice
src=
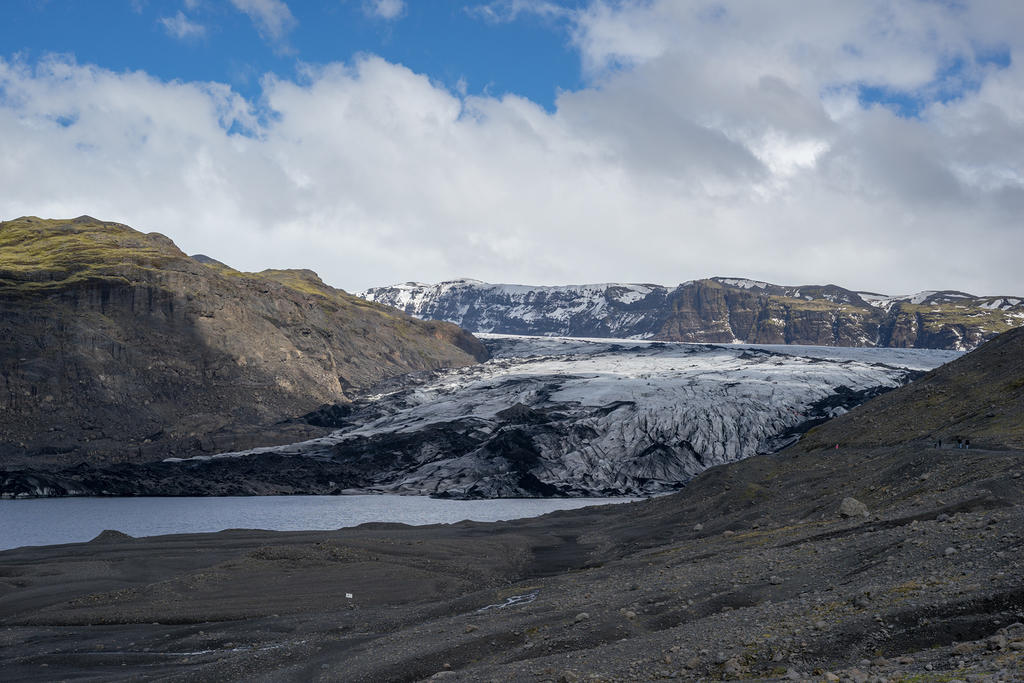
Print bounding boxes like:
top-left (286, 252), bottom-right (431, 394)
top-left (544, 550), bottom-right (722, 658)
top-left (179, 336), bottom-right (959, 498)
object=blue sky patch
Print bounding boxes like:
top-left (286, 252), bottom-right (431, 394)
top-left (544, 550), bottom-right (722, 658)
top-left (54, 114), bottom-right (79, 128)
top-left (974, 43), bottom-right (1011, 69)
top-left (0, 0), bottom-right (585, 111)
top-left (857, 84), bottom-right (925, 118)
top-left (856, 45), bottom-right (1011, 118)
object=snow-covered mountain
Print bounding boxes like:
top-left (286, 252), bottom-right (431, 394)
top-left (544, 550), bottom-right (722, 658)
top-left (169, 336), bottom-right (960, 498)
top-left (360, 279), bottom-right (672, 339)
top-left (360, 278), bottom-right (1024, 350)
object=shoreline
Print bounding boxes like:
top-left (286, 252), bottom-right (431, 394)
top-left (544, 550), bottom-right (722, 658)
top-left (0, 494), bottom-right (641, 552)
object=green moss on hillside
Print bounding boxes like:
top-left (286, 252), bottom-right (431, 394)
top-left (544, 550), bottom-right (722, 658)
top-left (776, 297), bottom-right (863, 314)
top-left (257, 269), bottom-right (335, 299)
top-left (893, 302), bottom-right (1020, 335)
top-left (0, 216), bottom-right (192, 291)
top-left (0, 217), bottom-right (410, 327)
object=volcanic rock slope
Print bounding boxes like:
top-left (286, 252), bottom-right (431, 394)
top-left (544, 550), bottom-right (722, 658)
top-left (361, 277), bottom-right (1024, 350)
top-left (797, 324), bottom-right (1024, 451)
top-left (0, 216), bottom-right (486, 467)
top-left (33, 336), bottom-right (955, 500)
top-left (1, 328), bottom-right (1023, 682)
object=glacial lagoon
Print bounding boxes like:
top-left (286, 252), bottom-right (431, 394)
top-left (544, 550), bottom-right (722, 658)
top-left (0, 495), bottom-right (638, 551)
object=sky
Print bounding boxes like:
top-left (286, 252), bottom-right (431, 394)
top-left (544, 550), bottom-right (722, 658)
top-left (1, 1), bottom-right (1022, 296)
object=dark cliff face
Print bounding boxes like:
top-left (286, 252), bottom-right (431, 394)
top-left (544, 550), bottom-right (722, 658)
top-left (361, 278), bottom-right (1023, 350)
top-left (0, 216), bottom-right (485, 467)
top-left (875, 302), bottom-right (992, 350)
top-left (657, 281), bottom-right (880, 346)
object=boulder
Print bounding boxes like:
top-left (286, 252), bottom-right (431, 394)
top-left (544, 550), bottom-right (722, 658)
top-left (839, 497), bottom-right (869, 518)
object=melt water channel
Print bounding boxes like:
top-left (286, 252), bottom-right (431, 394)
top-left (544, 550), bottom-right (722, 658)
top-left (0, 495), bottom-right (638, 551)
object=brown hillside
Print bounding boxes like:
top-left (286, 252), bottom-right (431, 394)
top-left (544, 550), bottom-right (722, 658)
top-left (0, 216), bottom-right (485, 466)
top-left (796, 324), bottom-right (1024, 451)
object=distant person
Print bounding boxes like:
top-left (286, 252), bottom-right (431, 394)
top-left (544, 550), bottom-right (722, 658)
top-left (965, 439), bottom-right (970, 450)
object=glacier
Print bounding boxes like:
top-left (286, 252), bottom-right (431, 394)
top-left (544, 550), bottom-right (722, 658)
top-left (170, 336), bottom-right (961, 498)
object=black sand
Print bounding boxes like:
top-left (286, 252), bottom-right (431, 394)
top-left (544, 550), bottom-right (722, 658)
top-left (3, 445), bottom-right (1023, 681)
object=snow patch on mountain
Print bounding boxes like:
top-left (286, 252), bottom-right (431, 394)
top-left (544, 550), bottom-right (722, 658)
top-left (857, 292), bottom-right (900, 309)
top-left (908, 291), bottom-right (939, 305)
top-left (611, 284), bottom-right (655, 304)
top-left (981, 298), bottom-right (1022, 310)
top-left (715, 277), bottom-right (771, 290)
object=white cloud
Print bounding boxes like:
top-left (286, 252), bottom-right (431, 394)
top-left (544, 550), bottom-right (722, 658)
top-left (365, 0), bottom-right (405, 21)
top-left (229, 0), bottom-right (296, 44)
top-left (471, 0), bottom-right (569, 24)
top-left (1, 1), bottom-right (1023, 297)
top-left (159, 11), bottom-right (206, 40)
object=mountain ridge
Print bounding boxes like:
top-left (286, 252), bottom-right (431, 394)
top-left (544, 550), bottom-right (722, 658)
top-left (361, 277), bottom-right (1024, 350)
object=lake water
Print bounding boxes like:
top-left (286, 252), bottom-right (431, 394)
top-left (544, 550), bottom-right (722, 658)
top-left (0, 495), bottom-right (638, 551)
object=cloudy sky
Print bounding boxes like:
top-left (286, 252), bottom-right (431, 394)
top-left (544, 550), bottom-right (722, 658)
top-left (1, 1), bottom-right (1022, 296)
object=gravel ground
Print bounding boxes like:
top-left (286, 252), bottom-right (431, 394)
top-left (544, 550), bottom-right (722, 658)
top-left (2, 444), bottom-right (1022, 682)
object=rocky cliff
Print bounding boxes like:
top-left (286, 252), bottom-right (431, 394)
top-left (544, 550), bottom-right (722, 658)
top-left (361, 277), bottom-right (1024, 350)
top-left (0, 216), bottom-right (486, 467)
